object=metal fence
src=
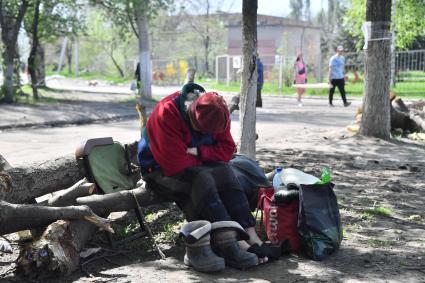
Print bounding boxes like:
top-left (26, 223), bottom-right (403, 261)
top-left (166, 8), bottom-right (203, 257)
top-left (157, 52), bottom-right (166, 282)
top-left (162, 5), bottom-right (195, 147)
top-left (342, 50), bottom-right (425, 82)
top-left (215, 54), bottom-right (321, 90)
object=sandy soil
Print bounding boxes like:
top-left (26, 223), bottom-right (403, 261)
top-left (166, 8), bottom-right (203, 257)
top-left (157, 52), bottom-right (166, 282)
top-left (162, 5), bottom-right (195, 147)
top-left (0, 79), bottom-right (424, 282)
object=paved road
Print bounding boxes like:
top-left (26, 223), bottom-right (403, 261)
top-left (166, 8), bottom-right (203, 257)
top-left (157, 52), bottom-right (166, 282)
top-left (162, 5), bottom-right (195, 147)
top-left (1, 95), bottom-right (360, 166)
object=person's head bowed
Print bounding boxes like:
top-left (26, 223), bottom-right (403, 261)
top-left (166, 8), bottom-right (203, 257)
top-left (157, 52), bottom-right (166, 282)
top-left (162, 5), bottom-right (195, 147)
top-left (187, 92), bottom-right (230, 134)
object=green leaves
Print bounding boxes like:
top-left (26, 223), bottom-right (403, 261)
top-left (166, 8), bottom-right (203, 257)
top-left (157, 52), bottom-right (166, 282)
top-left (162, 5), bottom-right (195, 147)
top-left (344, 0), bottom-right (425, 50)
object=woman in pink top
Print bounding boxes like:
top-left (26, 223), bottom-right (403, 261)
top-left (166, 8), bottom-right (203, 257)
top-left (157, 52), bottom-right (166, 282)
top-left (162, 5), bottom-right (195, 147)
top-left (294, 53), bottom-right (307, 107)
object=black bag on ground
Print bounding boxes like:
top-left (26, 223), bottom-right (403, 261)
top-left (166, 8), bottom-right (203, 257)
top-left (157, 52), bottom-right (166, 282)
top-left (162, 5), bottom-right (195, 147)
top-left (298, 182), bottom-right (342, 261)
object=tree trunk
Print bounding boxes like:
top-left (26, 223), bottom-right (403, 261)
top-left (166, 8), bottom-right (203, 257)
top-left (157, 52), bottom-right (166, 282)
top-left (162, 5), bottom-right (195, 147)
top-left (110, 47), bottom-right (125, 78)
top-left (0, 154), bottom-right (83, 204)
top-left (17, 219), bottom-right (97, 277)
top-left (2, 49), bottom-right (16, 103)
top-left (48, 180), bottom-right (95, 206)
top-left (135, 4), bottom-right (152, 99)
top-left (360, 0), bottom-right (392, 139)
top-left (76, 186), bottom-right (166, 216)
top-left (239, 0), bottom-right (258, 159)
top-left (0, 0), bottom-right (29, 103)
top-left (28, 0), bottom-right (41, 100)
top-left (185, 68), bottom-right (196, 84)
top-left (66, 40), bottom-right (73, 74)
top-left (0, 200), bottom-right (110, 235)
top-left (390, 0), bottom-right (397, 87)
top-left (35, 44), bottom-right (46, 87)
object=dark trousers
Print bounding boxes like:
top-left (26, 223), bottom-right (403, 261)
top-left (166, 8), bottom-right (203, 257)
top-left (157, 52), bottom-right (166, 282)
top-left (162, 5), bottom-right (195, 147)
top-left (256, 85), bottom-right (263, 107)
top-left (329, 78), bottom-right (347, 105)
top-left (143, 163), bottom-right (256, 228)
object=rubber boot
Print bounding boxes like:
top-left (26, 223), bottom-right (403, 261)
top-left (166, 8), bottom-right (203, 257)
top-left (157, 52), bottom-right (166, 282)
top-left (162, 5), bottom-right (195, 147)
top-left (211, 229), bottom-right (259, 269)
top-left (180, 220), bottom-right (225, 273)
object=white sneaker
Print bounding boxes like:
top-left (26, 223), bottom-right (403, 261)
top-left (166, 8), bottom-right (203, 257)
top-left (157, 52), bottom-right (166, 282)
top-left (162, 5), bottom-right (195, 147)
top-left (298, 102), bottom-right (303, 107)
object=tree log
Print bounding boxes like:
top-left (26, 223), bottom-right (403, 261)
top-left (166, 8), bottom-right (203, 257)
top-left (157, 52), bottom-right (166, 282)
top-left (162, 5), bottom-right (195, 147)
top-left (390, 98), bottom-right (425, 133)
top-left (0, 154), bottom-right (12, 171)
top-left (76, 186), bottom-right (168, 216)
top-left (17, 219), bottom-right (97, 277)
top-left (48, 180), bottom-right (95, 206)
top-left (0, 200), bottom-right (111, 235)
top-left (1, 154), bottom-right (84, 204)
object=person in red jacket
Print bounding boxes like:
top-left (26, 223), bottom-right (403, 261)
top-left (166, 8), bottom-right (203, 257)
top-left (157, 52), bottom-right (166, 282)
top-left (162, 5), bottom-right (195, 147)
top-left (138, 83), bottom-right (277, 268)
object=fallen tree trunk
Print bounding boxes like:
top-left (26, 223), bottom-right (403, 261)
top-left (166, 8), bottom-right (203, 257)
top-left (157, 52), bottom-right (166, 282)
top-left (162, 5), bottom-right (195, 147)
top-left (17, 219), bottom-right (98, 277)
top-left (391, 99), bottom-right (425, 133)
top-left (76, 186), bottom-right (168, 215)
top-left (0, 154), bottom-right (84, 204)
top-left (0, 200), bottom-right (111, 235)
top-left (0, 140), bottom-right (139, 204)
top-left (48, 180), bottom-right (95, 206)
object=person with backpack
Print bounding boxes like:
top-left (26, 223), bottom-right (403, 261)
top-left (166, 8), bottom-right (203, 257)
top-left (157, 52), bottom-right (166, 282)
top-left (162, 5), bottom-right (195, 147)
top-left (137, 83), bottom-right (279, 272)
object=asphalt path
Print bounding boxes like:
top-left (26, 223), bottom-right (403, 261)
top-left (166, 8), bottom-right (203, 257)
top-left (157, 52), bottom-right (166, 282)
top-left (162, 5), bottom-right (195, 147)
top-left (1, 95), bottom-right (360, 167)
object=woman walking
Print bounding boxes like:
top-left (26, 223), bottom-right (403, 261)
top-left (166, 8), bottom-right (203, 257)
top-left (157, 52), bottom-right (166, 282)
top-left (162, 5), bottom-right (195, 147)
top-left (294, 53), bottom-right (307, 107)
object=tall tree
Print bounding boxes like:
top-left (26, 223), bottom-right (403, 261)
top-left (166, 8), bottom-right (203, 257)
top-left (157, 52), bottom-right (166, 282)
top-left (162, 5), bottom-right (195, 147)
top-left (91, 0), bottom-right (171, 99)
top-left (27, 0), bottom-right (41, 99)
top-left (289, 0), bottom-right (303, 20)
top-left (0, 0), bottom-right (29, 103)
top-left (304, 0), bottom-right (311, 21)
top-left (24, 0), bottom-right (84, 95)
top-left (239, 0), bottom-right (257, 159)
top-left (360, 0), bottom-right (392, 139)
top-left (179, 0), bottom-right (227, 76)
top-left (344, 0), bottom-right (425, 50)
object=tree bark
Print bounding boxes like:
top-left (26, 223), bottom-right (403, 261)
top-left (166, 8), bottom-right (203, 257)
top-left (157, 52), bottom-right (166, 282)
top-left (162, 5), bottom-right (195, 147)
top-left (48, 180), bottom-right (95, 206)
top-left (360, 0), bottom-right (392, 139)
top-left (76, 186), bottom-right (166, 216)
top-left (0, 200), bottom-right (110, 235)
top-left (17, 219), bottom-right (98, 277)
top-left (28, 0), bottom-right (41, 100)
top-left (35, 44), bottom-right (46, 87)
top-left (135, 2), bottom-right (152, 99)
top-left (0, 154), bottom-right (84, 204)
top-left (110, 47), bottom-right (125, 78)
top-left (0, 0), bottom-right (29, 103)
top-left (185, 68), bottom-right (196, 84)
top-left (66, 40), bottom-right (73, 74)
top-left (239, 0), bottom-right (258, 159)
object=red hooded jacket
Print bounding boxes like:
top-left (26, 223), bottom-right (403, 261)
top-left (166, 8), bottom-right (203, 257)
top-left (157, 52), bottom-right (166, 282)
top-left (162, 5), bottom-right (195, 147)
top-left (145, 91), bottom-right (236, 176)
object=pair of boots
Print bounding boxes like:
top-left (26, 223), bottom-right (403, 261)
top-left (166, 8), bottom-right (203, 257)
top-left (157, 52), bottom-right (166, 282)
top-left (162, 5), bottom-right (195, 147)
top-left (180, 220), bottom-right (258, 272)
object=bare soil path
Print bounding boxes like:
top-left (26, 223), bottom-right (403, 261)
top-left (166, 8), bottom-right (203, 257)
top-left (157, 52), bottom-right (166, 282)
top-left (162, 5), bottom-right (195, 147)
top-left (1, 79), bottom-right (424, 282)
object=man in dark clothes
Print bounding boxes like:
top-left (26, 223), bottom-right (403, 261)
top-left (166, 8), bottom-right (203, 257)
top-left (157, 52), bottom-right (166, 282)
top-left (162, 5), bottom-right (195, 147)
top-left (137, 83), bottom-right (277, 270)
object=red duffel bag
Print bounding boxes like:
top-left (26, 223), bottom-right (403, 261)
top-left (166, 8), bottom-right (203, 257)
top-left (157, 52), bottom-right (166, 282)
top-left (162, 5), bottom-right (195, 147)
top-left (257, 187), bottom-right (302, 253)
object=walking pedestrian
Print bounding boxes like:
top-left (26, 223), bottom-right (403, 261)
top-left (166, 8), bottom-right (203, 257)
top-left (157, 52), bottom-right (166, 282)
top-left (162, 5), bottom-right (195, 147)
top-left (256, 57), bottom-right (264, 108)
top-left (328, 45), bottom-right (351, 107)
top-left (294, 52), bottom-right (307, 107)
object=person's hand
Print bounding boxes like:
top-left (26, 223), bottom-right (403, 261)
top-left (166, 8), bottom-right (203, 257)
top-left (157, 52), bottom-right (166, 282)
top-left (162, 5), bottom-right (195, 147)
top-left (186, 147), bottom-right (198, 156)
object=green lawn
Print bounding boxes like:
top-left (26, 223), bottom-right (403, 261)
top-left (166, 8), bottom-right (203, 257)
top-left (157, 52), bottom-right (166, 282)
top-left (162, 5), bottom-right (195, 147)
top-left (200, 72), bottom-right (425, 99)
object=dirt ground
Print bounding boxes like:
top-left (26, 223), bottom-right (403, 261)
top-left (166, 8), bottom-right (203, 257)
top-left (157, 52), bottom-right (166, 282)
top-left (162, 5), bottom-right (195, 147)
top-left (1, 79), bottom-right (424, 283)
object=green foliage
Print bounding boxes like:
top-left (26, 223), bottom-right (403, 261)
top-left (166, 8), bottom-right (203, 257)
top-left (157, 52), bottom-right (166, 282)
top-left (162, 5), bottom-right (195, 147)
top-left (89, 0), bottom-right (173, 37)
top-left (364, 206), bottom-right (393, 217)
top-left (23, 0), bottom-right (85, 42)
top-left (344, 0), bottom-right (425, 50)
